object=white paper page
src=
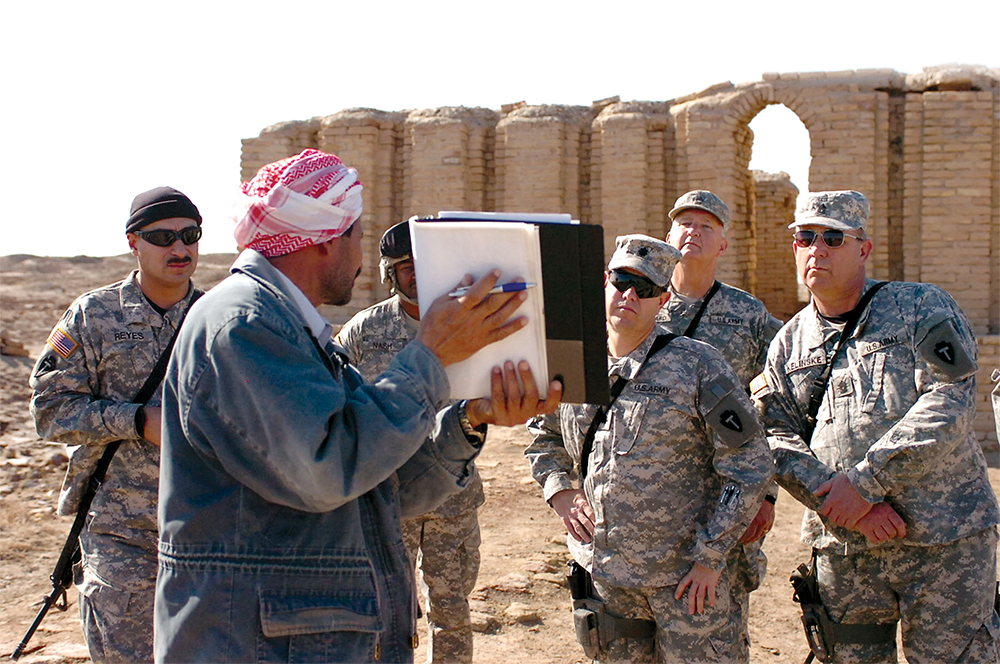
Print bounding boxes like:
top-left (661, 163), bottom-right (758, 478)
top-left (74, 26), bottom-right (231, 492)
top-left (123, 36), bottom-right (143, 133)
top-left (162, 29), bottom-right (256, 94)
top-left (411, 220), bottom-right (548, 400)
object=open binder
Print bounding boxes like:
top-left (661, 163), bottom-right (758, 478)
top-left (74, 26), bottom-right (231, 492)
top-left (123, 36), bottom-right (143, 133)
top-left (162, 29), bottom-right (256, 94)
top-left (411, 212), bottom-right (609, 406)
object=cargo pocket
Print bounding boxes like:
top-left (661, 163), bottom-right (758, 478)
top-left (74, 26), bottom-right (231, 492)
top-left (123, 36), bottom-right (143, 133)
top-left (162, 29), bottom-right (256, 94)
top-left (860, 353), bottom-right (884, 414)
top-left (257, 581), bottom-right (384, 663)
top-left (77, 569), bottom-right (133, 617)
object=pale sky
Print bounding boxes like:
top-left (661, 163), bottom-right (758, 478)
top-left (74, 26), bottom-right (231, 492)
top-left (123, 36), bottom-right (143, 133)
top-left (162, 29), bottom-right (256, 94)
top-left (2, 0), bottom-right (996, 257)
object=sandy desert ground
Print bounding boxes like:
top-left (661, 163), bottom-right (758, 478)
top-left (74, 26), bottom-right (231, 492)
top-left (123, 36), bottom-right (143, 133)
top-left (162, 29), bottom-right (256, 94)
top-left (1, 253), bottom-right (996, 663)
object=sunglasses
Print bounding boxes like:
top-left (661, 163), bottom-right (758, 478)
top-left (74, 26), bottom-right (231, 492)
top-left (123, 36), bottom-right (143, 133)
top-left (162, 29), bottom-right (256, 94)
top-left (133, 227), bottom-right (202, 247)
top-left (793, 229), bottom-right (864, 249)
top-left (609, 270), bottom-right (666, 299)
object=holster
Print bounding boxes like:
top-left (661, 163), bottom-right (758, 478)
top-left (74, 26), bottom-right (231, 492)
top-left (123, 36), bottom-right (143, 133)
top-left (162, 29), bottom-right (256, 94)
top-left (567, 562), bottom-right (655, 659)
top-left (790, 556), bottom-right (896, 663)
top-left (791, 561), bottom-right (835, 662)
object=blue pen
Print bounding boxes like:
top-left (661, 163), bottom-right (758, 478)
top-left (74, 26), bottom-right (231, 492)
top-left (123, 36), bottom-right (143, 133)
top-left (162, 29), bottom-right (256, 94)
top-left (448, 282), bottom-right (537, 298)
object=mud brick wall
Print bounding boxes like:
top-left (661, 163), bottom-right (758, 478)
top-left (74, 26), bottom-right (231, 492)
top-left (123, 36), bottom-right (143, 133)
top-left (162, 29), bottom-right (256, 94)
top-left (752, 171), bottom-right (800, 322)
top-left (241, 65), bottom-right (1000, 445)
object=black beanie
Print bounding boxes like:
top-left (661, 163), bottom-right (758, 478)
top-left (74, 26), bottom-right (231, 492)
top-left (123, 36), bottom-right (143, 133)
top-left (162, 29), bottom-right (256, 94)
top-left (126, 186), bottom-right (202, 233)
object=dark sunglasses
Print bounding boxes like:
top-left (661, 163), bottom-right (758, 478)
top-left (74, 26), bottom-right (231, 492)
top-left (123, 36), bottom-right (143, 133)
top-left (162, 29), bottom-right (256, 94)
top-left (133, 227), bottom-right (202, 247)
top-left (609, 269), bottom-right (666, 299)
top-left (793, 229), bottom-right (864, 249)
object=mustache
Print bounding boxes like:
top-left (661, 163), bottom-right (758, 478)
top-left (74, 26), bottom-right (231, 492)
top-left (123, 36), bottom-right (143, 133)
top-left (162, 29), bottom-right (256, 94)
top-left (167, 257), bottom-right (192, 266)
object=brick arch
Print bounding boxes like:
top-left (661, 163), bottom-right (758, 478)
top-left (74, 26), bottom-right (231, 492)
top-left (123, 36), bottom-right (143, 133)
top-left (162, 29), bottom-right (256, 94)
top-left (730, 90), bottom-right (814, 320)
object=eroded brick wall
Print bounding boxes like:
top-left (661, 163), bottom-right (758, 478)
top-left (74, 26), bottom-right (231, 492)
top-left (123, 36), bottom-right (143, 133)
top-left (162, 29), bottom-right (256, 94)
top-left (240, 65), bottom-right (1000, 446)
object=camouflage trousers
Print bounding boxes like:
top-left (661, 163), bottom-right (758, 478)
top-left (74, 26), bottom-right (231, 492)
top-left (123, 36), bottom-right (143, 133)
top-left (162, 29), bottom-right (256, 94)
top-left (816, 526), bottom-right (1000, 664)
top-left (77, 530), bottom-right (157, 663)
top-left (590, 569), bottom-right (748, 664)
top-left (729, 540), bottom-right (767, 649)
top-left (402, 506), bottom-right (481, 664)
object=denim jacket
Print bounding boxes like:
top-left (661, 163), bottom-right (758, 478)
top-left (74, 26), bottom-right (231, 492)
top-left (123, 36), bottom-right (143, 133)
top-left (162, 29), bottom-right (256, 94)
top-left (155, 250), bottom-right (481, 663)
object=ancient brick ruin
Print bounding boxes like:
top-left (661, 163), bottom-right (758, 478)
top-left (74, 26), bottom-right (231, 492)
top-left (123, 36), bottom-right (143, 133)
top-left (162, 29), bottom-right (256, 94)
top-left (241, 64), bottom-right (1000, 453)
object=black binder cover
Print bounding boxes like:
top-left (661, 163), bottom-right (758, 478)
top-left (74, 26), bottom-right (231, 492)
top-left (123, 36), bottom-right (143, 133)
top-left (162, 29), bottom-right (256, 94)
top-left (536, 223), bottom-right (609, 406)
top-left (432, 216), bottom-right (609, 406)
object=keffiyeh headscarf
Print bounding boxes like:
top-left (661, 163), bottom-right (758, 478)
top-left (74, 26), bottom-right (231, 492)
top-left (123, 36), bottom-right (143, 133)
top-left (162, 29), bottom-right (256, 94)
top-left (232, 149), bottom-right (364, 257)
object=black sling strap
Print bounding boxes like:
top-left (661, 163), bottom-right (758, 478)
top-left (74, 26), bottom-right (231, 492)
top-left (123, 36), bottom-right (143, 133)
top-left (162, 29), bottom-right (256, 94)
top-left (803, 282), bottom-right (887, 444)
top-left (682, 279), bottom-right (721, 339)
top-left (579, 333), bottom-right (677, 481)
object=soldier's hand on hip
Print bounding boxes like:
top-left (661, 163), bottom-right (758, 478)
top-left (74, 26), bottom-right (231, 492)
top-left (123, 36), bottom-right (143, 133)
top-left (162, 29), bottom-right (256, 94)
top-left (854, 502), bottom-right (907, 543)
top-left (549, 489), bottom-right (595, 543)
top-left (675, 562), bottom-right (721, 616)
top-left (466, 360), bottom-right (562, 427)
top-left (416, 271), bottom-right (529, 367)
top-left (815, 473), bottom-right (873, 529)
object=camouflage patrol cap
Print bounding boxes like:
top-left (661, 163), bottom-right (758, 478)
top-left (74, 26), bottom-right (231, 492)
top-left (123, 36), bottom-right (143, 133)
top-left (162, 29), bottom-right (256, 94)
top-left (790, 190), bottom-right (870, 232)
top-left (607, 234), bottom-right (682, 288)
top-left (669, 190), bottom-right (731, 231)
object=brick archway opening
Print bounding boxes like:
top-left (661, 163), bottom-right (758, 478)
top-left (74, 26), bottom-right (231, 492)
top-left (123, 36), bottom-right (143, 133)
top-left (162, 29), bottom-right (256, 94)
top-left (744, 102), bottom-right (811, 321)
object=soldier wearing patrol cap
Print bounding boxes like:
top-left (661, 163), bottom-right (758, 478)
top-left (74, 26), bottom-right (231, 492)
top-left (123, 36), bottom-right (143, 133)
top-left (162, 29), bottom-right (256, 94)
top-left (527, 234), bottom-right (774, 663)
top-left (660, 189), bottom-right (784, 645)
top-left (336, 218), bottom-right (485, 663)
top-left (29, 187), bottom-right (204, 662)
top-left (753, 190), bottom-right (1000, 663)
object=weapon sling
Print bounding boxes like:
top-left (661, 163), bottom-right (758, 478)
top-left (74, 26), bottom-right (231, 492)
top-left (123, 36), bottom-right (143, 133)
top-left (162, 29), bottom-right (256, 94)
top-left (681, 279), bottom-right (721, 339)
top-left (802, 282), bottom-right (886, 445)
top-left (11, 292), bottom-right (201, 661)
top-left (579, 333), bottom-right (676, 481)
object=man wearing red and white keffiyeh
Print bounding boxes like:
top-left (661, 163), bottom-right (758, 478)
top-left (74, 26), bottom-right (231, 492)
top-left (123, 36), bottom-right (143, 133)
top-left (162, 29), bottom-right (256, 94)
top-left (232, 149), bottom-right (364, 257)
top-left (155, 150), bottom-right (562, 663)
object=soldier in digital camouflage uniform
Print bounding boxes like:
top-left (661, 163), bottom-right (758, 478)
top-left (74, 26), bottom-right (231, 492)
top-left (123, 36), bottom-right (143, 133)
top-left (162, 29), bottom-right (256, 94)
top-left (752, 190), bottom-right (1000, 664)
top-left (658, 190), bottom-right (783, 650)
top-left (29, 187), bottom-right (203, 663)
top-left (336, 219), bottom-right (484, 663)
top-left (526, 234), bottom-right (774, 663)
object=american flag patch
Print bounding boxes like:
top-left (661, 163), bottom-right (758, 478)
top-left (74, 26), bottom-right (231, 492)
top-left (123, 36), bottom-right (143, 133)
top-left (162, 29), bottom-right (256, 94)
top-left (47, 327), bottom-right (79, 358)
top-left (749, 372), bottom-right (771, 398)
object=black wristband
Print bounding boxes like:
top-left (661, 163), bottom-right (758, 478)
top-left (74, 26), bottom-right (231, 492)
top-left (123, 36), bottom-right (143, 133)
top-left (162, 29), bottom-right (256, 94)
top-left (134, 405), bottom-right (146, 438)
top-left (764, 493), bottom-right (777, 505)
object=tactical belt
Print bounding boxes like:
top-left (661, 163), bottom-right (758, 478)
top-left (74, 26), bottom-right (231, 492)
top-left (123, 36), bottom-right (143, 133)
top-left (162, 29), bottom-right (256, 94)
top-left (829, 621), bottom-right (896, 645)
top-left (791, 551), bottom-right (896, 663)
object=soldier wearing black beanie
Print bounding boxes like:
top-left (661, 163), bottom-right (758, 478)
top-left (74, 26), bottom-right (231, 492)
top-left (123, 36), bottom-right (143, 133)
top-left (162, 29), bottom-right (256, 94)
top-left (126, 186), bottom-right (201, 233)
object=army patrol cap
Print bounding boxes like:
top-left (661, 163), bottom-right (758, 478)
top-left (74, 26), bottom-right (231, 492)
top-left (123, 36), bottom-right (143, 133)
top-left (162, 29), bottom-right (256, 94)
top-left (790, 190), bottom-right (870, 233)
top-left (669, 190), bottom-right (731, 231)
top-left (607, 234), bottom-right (682, 289)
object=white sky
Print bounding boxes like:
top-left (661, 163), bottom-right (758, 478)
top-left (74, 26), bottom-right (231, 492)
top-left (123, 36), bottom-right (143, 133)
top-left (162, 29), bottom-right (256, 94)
top-left (2, 0), bottom-right (996, 257)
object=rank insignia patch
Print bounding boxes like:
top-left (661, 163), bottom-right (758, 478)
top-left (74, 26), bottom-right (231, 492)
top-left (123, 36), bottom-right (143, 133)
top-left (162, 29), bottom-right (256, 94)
top-left (47, 327), bottom-right (79, 359)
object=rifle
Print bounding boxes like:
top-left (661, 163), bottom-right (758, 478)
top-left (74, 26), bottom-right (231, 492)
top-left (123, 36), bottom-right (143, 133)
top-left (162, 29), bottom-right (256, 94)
top-left (10, 290), bottom-right (201, 660)
top-left (10, 460), bottom-right (111, 660)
